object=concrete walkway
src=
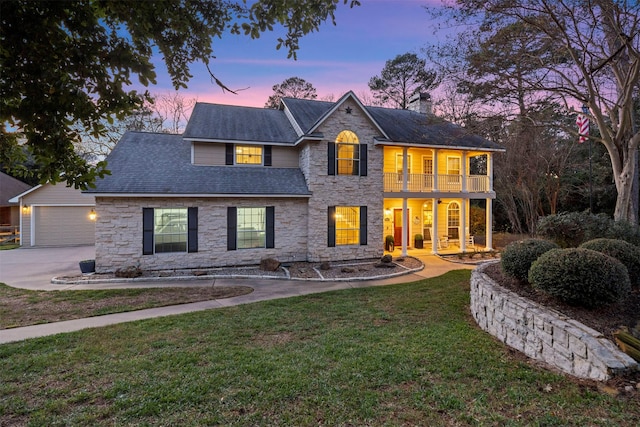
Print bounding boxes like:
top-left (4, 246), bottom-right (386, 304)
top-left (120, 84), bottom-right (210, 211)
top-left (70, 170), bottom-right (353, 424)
top-left (0, 246), bottom-right (475, 344)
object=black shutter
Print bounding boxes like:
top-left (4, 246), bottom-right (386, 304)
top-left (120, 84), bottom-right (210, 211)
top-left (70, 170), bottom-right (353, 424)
top-left (187, 207), bottom-right (198, 253)
top-left (225, 143), bottom-right (234, 165)
top-left (266, 206), bottom-right (275, 248)
top-left (142, 208), bottom-right (154, 255)
top-left (360, 206), bottom-right (368, 245)
top-left (264, 145), bottom-right (272, 166)
top-left (328, 206), bottom-right (336, 247)
top-left (328, 141), bottom-right (336, 175)
top-left (227, 207), bottom-right (237, 250)
top-left (359, 144), bottom-right (367, 176)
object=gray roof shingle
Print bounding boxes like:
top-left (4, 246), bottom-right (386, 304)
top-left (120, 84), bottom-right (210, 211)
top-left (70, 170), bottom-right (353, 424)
top-left (91, 93), bottom-right (503, 196)
top-left (87, 132), bottom-right (310, 196)
top-left (183, 103), bottom-right (299, 144)
top-left (366, 107), bottom-right (503, 150)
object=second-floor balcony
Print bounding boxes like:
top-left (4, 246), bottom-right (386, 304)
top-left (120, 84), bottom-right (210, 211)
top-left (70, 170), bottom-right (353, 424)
top-left (383, 173), bottom-right (491, 193)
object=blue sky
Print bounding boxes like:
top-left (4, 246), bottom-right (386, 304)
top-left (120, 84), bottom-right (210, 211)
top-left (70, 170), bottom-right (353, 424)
top-left (149, 0), bottom-right (448, 108)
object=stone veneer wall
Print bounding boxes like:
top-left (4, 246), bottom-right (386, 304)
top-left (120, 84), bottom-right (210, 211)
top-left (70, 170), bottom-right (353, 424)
top-left (470, 261), bottom-right (638, 381)
top-left (95, 196), bottom-right (308, 273)
top-left (301, 98), bottom-right (384, 262)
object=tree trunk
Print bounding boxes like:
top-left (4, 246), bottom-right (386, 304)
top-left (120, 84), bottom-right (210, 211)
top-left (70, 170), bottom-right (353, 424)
top-left (613, 145), bottom-right (639, 225)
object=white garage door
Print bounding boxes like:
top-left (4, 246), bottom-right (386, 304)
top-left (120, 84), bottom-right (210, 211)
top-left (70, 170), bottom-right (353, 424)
top-left (34, 206), bottom-right (95, 246)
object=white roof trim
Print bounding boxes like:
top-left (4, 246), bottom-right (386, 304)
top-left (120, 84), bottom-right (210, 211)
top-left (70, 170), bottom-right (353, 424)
top-left (8, 184), bottom-right (43, 203)
top-left (89, 193), bottom-right (311, 198)
top-left (308, 91), bottom-right (390, 139)
top-left (282, 103), bottom-right (304, 136)
top-left (373, 139), bottom-right (506, 152)
top-left (185, 137), bottom-right (296, 146)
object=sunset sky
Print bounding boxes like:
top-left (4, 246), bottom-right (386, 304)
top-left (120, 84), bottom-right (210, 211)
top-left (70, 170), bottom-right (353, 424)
top-left (148, 0), bottom-right (450, 108)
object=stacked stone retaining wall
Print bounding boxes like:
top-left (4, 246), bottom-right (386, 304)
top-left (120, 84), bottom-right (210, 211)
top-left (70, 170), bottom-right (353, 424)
top-left (470, 261), bottom-right (638, 381)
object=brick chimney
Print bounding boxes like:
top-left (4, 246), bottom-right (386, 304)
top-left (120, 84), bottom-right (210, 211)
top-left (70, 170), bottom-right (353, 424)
top-left (408, 92), bottom-right (431, 114)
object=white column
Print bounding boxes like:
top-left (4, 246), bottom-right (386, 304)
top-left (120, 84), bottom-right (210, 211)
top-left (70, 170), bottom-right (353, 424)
top-left (432, 149), bottom-right (439, 191)
top-left (431, 198), bottom-right (438, 254)
top-left (460, 199), bottom-right (467, 252)
top-left (461, 151), bottom-right (467, 193)
top-left (485, 198), bottom-right (493, 250)
top-left (402, 147), bottom-right (408, 191)
top-left (402, 198), bottom-right (408, 256)
top-left (488, 153), bottom-right (494, 192)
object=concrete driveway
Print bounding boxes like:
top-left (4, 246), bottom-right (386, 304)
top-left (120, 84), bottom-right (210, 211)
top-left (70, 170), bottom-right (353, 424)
top-left (0, 245), bottom-right (95, 290)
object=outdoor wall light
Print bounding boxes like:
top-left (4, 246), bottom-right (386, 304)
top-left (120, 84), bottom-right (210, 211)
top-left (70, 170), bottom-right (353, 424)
top-left (22, 205), bottom-right (29, 214)
top-left (89, 208), bottom-right (97, 221)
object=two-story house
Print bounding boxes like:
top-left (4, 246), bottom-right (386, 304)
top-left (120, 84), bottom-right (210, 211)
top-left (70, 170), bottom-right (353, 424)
top-left (87, 91), bottom-right (504, 273)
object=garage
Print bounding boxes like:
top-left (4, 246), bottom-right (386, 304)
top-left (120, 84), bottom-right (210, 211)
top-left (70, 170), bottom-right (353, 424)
top-left (33, 206), bottom-right (95, 246)
top-left (9, 183), bottom-right (96, 247)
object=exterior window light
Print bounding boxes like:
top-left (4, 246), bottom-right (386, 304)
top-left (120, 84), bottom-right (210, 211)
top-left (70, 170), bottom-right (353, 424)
top-left (89, 209), bottom-right (97, 221)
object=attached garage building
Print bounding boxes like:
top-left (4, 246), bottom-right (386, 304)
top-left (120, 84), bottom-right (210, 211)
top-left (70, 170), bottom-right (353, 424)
top-left (9, 183), bottom-right (95, 247)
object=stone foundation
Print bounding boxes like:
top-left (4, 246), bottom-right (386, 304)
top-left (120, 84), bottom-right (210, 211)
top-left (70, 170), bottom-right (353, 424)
top-left (470, 261), bottom-right (638, 381)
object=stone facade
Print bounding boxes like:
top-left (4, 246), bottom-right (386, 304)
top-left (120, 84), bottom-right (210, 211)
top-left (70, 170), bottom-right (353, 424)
top-left (470, 262), bottom-right (638, 381)
top-left (303, 98), bottom-right (384, 262)
top-left (95, 197), bottom-right (308, 273)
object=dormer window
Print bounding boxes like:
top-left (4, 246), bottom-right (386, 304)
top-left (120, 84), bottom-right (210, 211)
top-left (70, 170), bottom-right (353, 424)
top-left (225, 144), bottom-right (272, 166)
top-left (236, 145), bottom-right (262, 165)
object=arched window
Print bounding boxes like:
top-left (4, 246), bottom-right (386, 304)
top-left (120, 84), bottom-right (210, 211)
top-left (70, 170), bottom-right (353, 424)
top-left (447, 201), bottom-right (460, 240)
top-left (335, 130), bottom-right (360, 175)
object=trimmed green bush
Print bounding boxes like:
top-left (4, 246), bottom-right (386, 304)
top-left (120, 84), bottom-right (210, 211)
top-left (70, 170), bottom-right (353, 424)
top-left (580, 238), bottom-right (640, 288)
top-left (537, 211), bottom-right (640, 247)
top-left (500, 238), bottom-right (559, 282)
top-left (528, 248), bottom-right (631, 308)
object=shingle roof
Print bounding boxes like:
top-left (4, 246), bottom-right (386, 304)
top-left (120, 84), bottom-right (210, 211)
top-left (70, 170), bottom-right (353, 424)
top-left (183, 103), bottom-right (299, 144)
top-left (0, 172), bottom-right (32, 206)
top-left (87, 132), bottom-right (310, 196)
top-left (182, 94), bottom-right (503, 151)
top-left (282, 96), bottom-right (503, 151)
top-left (366, 106), bottom-right (504, 150)
top-left (280, 97), bottom-right (334, 134)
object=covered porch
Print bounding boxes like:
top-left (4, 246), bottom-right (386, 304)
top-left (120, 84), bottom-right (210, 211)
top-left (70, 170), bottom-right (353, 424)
top-left (382, 197), bottom-right (495, 256)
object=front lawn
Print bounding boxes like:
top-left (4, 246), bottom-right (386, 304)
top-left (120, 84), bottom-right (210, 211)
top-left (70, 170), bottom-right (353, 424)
top-left (0, 284), bottom-right (252, 329)
top-left (1, 270), bottom-right (637, 426)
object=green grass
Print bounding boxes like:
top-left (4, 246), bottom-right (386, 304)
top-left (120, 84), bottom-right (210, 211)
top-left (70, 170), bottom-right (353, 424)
top-left (0, 243), bottom-right (19, 250)
top-left (0, 283), bottom-right (252, 329)
top-left (1, 270), bottom-right (637, 426)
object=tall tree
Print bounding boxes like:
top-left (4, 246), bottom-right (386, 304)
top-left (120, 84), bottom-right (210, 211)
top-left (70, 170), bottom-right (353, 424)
top-left (368, 52), bottom-right (438, 109)
top-left (0, 0), bottom-right (359, 189)
top-left (76, 92), bottom-right (196, 160)
top-left (264, 77), bottom-right (318, 108)
top-left (433, 0), bottom-right (640, 224)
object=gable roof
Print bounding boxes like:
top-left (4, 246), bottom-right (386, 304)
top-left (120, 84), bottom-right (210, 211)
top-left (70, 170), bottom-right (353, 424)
top-left (1, 172), bottom-right (32, 206)
top-left (181, 91), bottom-right (503, 151)
top-left (86, 132), bottom-right (310, 197)
top-left (281, 91), bottom-right (389, 139)
top-left (183, 102), bottom-right (299, 145)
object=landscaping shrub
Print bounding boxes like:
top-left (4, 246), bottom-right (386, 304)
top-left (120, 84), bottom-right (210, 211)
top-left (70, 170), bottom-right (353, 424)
top-left (500, 238), bottom-right (559, 282)
top-left (528, 248), bottom-right (631, 309)
top-left (580, 238), bottom-right (640, 288)
top-left (537, 211), bottom-right (640, 247)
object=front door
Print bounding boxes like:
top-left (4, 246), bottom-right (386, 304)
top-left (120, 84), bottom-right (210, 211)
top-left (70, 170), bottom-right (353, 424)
top-left (393, 209), bottom-right (408, 247)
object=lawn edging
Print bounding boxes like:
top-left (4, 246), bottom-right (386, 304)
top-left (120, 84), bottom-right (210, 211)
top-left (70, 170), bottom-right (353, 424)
top-left (470, 261), bottom-right (638, 381)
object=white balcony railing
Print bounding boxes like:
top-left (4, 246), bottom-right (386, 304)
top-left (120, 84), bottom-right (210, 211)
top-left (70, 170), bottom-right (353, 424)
top-left (383, 173), bottom-right (490, 193)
